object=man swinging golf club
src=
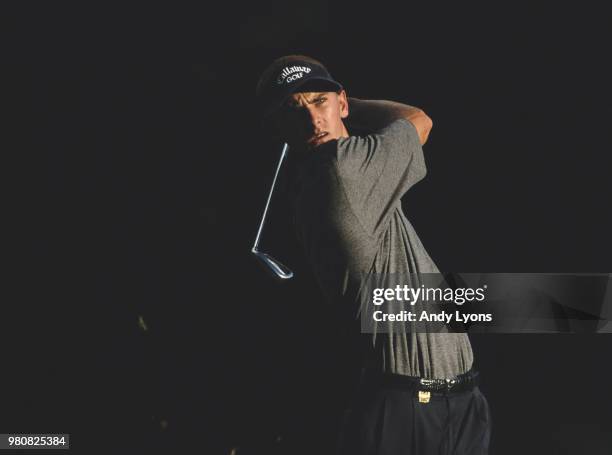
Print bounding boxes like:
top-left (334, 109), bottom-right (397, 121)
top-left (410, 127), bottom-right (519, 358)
top-left (254, 55), bottom-right (491, 455)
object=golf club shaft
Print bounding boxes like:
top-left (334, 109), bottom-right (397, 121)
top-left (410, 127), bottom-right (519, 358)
top-left (252, 142), bottom-right (289, 252)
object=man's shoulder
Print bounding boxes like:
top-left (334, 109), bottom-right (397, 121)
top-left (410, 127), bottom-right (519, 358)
top-left (335, 118), bottom-right (419, 163)
top-left (343, 118), bottom-right (418, 148)
top-left (376, 118), bottom-right (419, 143)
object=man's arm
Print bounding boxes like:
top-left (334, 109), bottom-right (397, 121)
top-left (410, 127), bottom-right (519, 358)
top-left (346, 97), bottom-right (433, 145)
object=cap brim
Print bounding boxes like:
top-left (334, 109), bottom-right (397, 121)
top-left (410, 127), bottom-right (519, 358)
top-left (290, 77), bottom-right (343, 94)
top-left (262, 77), bottom-right (343, 118)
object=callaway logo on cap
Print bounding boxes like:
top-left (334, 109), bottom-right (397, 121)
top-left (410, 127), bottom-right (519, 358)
top-left (276, 65), bottom-right (313, 85)
top-left (257, 55), bottom-right (343, 117)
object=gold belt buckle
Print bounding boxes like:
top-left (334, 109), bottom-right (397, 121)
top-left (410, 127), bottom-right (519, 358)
top-left (418, 390), bottom-right (431, 403)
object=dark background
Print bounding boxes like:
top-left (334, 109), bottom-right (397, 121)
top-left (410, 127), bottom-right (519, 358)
top-left (6, 2), bottom-right (612, 454)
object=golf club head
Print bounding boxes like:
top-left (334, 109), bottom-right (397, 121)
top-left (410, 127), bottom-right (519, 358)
top-left (252, 250), bottom-right (294, 280)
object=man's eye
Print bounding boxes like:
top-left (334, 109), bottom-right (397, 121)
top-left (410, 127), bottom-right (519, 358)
top-left (314, 97), bottom-right (326, 105)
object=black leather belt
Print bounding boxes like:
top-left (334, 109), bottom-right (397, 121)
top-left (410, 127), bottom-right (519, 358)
top-left (361, 369), bottom-right (479, 395)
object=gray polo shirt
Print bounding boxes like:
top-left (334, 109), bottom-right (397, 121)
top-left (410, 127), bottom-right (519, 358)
top-left (292, 118), bottom-right (473, 379)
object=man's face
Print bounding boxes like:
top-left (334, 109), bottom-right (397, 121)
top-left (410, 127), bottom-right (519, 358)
top-left (276, 90), bottom-right (349, 149)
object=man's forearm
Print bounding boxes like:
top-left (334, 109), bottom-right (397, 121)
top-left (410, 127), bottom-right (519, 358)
top-left (347, 97), bottom-right (433, 145)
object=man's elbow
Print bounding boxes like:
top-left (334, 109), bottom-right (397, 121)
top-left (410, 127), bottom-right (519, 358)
top-left (406, 110), bottom-right (433, 145)
top-left (419, 112), bottom-right (433, 145)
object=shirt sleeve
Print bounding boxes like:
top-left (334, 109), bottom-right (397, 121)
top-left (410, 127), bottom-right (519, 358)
top-left (333, 118), bottom-right (427, 237)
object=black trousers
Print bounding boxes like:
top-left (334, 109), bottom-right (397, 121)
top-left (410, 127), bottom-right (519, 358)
top-left (336, 381), bottom-right (491, 455)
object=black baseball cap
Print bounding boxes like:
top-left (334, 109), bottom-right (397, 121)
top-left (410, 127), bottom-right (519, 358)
top-left (256, 55), bottom-right (343, 118)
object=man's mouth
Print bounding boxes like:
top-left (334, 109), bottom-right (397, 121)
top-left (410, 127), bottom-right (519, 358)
top-left (307, 132), bottom-right (328, 146)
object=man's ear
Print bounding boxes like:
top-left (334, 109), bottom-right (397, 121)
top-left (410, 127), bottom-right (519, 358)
top-left (338, 89), bottom-right (349, 119)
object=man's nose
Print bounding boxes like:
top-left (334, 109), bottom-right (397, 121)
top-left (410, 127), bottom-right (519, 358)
top-left (305, 105), bottom-right (322, 128)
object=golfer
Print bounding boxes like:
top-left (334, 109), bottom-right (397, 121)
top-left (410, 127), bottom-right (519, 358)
top-left (255, 55), bottom-right (491, 454)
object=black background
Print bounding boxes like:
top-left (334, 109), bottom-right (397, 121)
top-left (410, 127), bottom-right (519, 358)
top-left (7, 2), bottom-right (612, 454)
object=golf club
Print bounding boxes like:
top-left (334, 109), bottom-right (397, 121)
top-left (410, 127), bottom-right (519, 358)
top-left (251, 142), bottom-right (294, 280)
